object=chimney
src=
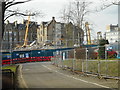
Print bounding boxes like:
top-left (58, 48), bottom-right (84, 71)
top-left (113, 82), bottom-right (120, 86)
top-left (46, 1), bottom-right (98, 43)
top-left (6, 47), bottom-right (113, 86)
top-left (6, 20), bottom-right (9, 24)
top-left (22, 19), bottom-right (25, 24)
top-left (14, 21), bottom-right (17, 26)
top-left (52, 17), bottom-right (55, 20)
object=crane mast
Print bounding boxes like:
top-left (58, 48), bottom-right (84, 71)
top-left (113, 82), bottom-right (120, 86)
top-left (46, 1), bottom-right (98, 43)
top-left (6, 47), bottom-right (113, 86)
top-left (85, 22), bottom-right (91, 45)
top-left (22, 15), bottom-right (30, 47)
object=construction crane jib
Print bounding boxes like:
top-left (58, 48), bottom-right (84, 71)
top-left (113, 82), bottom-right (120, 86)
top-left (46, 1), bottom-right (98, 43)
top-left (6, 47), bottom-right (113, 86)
top-left (22, 15), bottom-right (30, 47)
top-left (85, 22), bottom-right (91, 45)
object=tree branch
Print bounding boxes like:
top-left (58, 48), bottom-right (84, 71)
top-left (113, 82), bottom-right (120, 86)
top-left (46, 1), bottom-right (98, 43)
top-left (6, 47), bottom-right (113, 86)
top-left (4, 9), bottom-right (44, 21)
top-left (96, 0), bottom-right (120, 11)
top-left (5, 0), bottom-right (32, 10)
top-left (4, 12), bottom-right (35, 21)
top-left (5, 0), bottom-right (15, 6)
top-left (4, 0), bottom-right (44, 21)
top-left (112, 2), bottom-right (120, 5)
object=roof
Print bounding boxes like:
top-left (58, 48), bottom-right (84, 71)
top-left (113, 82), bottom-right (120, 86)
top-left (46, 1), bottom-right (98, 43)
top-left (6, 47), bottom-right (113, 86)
top-left (41, 17), bottom-right (56, 27)
top-left (17, 24), bottom-right (26, 30)
top-left (5, 21), bottom-right (38, 31)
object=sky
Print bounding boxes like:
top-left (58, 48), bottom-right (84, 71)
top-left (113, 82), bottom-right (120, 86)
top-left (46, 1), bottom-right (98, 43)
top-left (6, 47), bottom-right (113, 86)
top-left (7, 0), bottom-right (118, 39)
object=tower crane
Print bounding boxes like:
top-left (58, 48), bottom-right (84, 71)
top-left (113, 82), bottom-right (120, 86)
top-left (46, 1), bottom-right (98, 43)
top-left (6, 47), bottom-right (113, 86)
top-left (14, 15), bottom-right (30, 49)
top-left (85, 22), bottom-right (91, 45)
top-left (22, 15), bottom-right (30, 47)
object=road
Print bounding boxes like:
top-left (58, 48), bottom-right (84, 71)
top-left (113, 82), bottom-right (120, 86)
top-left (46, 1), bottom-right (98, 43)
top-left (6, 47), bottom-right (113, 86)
top-left (18, 62), bottom-right (118, 89)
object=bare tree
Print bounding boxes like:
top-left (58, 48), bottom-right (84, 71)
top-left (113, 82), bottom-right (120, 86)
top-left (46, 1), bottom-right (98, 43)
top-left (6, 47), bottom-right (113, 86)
top-left (1, 0), bottom-right (44, 38)
top-left (60, 0), bottom-right (92, 29)
top-left (5, 9), bottom-right (44, 21)
top-left (60, 2), bottom-right (73, 23)
top-left (1, 0), bottom-right (31, 38)
top-left (96, 0), bottom-right (120, 11)
top-left (3, 0), bottom-right (43, 21)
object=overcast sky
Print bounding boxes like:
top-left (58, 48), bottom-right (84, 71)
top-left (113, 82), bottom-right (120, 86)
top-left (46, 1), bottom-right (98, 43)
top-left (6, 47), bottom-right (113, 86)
top-left (7, 0), bottom-right (118, 39)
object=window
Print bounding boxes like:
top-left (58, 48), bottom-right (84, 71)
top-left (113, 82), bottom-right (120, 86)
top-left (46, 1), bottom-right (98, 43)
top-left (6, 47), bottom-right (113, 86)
top-left (10, 37), bottom-right (12, 41)
top-left (14, 38), bottom-right (16, 41)
top-left (41, 37), bottom-right (42, 41)
top-left (25, 53), bottom-right (29, 58)
top-left (19, 54), bottom-right (24, 58)
top-left (9, 31), bottom-right (12, 34)
top-left (14, 32), bottom-right (16, 36)
top-left (38, 52), bottom-right (41, 54)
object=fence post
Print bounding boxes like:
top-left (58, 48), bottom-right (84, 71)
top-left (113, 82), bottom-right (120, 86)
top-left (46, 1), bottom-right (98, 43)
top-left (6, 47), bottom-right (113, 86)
top-left (98, 60), bottom-right (100, 76)
top-left (57, 50), bottom-right (60, 67)
top-left (60, 51), bottom-right (62, 68)
top-left (86, 48), bottom-right (88, 72)
top-left (72, 49), bottom-right (76, 72)
top-left (55, 51), bottom-right (57, 66)
top-left (53, 52), bottom-right (55, 65)
top-left (82, 60), bottom-right (84, 72)
top-left (62, 52), bottom-right (65, 69)
top-left (105, 45), bottom-right (108, 77)
top-left (72, 49), bottom-right (74, 72)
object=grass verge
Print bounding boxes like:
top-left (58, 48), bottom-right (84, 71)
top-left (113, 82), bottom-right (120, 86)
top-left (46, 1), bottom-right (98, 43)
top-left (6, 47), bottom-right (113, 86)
top-left (2, 65), bottom-right (17, 73)
top-left (62, 59), bottom-right (119, 77)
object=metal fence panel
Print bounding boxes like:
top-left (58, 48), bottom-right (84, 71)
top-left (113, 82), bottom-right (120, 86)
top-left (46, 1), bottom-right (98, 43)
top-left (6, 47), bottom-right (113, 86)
top-left (51, 46), bottom-right (119, 79)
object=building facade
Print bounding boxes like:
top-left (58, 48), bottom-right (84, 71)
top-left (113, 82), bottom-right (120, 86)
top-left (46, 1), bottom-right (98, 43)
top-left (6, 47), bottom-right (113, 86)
top-left (105, 24), bottom-right (119, 44)
top-left (64, 22), bottom-right (84, 47)
top-left (37, 17), bottom-right (56, 45)
top-left (2, 20), bottom-right (38, 50)
top-left (37, 17), bottom-right (84, 47)
top-left (105, 24), bottom-right (120, 52)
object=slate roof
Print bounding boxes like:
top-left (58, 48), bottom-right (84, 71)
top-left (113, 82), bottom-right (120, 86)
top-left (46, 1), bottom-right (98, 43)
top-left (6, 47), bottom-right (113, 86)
top-left (5, 21), bottom-right (38, 31)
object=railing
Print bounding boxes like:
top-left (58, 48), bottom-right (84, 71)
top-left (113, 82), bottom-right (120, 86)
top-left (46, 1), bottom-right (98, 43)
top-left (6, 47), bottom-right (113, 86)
top-left (51, 46), bottom-right (120, 80)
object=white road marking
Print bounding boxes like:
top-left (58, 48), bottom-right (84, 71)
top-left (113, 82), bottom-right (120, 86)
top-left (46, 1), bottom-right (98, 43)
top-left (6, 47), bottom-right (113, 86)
top-left (24, 69), bottom-right (30, 71)
top-left (42, 65), bottom-right (114, 89)
top-left (19, 65), bottom-right (28, 88)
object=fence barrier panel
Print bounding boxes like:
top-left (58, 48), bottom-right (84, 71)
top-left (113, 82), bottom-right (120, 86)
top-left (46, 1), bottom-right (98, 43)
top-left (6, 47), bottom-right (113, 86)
top-left (51, 46), bottom-right (119, 79)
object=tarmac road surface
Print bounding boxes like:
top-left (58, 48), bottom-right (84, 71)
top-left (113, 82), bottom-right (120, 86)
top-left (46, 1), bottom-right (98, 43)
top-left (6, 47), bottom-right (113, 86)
top-left (18, 62), bottom-right (118, 89)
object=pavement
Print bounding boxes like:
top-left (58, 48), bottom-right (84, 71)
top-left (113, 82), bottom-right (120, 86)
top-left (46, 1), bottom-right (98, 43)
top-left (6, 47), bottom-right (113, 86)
top-left (17, 62), bottom-right (118, 89)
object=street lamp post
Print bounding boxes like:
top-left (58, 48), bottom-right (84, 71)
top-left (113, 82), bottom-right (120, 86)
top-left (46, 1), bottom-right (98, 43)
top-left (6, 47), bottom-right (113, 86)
top-left (10, 30), bottom-right (13, 65)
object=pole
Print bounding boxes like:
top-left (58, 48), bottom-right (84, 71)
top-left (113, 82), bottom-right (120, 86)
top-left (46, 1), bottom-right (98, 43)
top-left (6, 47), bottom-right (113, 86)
top-left (72, 49), bottom-right (76, 72)
top-left (10, 30), bottom-right (13, 65)
top-left (0, 2), bottom-right (2, 47)
top-left (86, 48), bottom-right (88, 72)
top-left (23, 15), bottom-right (30, 47)
top-left (98, 60), bottom-right (100, 76)
top-left (73, 27), bottom-right (74, 47)
top-left (82, 59), bottom-right (84, 72)
top-left (85, 22), bottom-right (88, 45)
top-left (0, 1), bottom-right (3, 89)
top-left (78, 32), bottom-right (80, 46)
top-left (105, 45), bottom-right (108, 77)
